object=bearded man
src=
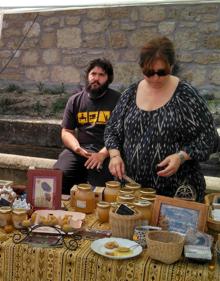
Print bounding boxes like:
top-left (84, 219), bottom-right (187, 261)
top-left (54, 58), bottom-right (120, 194)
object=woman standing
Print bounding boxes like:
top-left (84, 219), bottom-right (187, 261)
top-left (104, 36), bottom-right (218, 202)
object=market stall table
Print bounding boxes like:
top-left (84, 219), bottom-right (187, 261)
top-left (0, 212), bottom-right (219, 281)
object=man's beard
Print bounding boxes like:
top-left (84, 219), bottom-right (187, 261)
top-left (86, 80), bottom-right (109, 100)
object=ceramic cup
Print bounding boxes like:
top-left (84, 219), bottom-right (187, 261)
top-left (133, 225), bottom-right (149, 248)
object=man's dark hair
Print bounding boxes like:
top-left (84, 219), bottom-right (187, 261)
top-left (86, 58), bottom-right (114, 84)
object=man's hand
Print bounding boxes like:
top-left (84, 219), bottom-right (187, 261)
top-left (74, 145), bottom-right (92, 158)
top-left (84, 152), bottom-right (106, 170)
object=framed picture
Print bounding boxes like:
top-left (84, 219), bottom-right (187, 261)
top-left (27, 169), bottom-right (62, 210)
top-left (151, 195), bottom-right (208, 234)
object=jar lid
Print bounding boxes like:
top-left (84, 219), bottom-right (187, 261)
top-left (105, 181), bottom-right (120, 188)
top-left (140, 188), bottom-right (156, 194)
top-left (97, 201), bottom-right (110, 208)
top-left (12, 208), bottom-right (27, 214)
top-left (125, 183), bottom-right (141, 190)
top-left (0, 207), bottom-right (11, 213)
top-left (118, 194), bottom-right (135, 200)
top-left (134, 200), bottom-right (151, 207)
top-left (78, 184), bottom-right (92, 191)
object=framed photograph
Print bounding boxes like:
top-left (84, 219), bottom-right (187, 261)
top-left (151, 195), bottom-right (208, 234)
top-left (27, 169), bottom-right (62, 210)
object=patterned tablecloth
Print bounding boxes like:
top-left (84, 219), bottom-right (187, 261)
top-left (0, 212), bottom-right (219, 281)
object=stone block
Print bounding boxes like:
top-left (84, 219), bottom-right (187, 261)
top-left (25, 67), bottom-right (50, 81)
top-left (40, 32), bottom-right (56, 48)
top-left (82, 34), bottom-right (105, 48)
top-left (83, 20), bottom-right (108, 34)
top-left (87, 9), bottom-right (106, 20)
top-left (42, 49), bottom-right (61, 64)
top-left (65, 16), bottom-right (81, 25)
top-left (209, 67), bottom-right (220, 85)
top-left (129, 29), bottom-right (158, 48)
top-left (22, 50), bottom-right (39, 66)
top-left (42, 17), bottom-right (60, 26)
top-left (51, 66), bottom-right (80, 83)
top-left (114, 63), bottom-right (141, 85)
top-left (158, 21), bottom-right (176, 35)
top-left (57, 27), bottom-right (81, 48)
top-left (139, 7), bottom-right (166, 21)
top-left (22, 22), bottom-right (40, 38)
top-left (109, 31), bottom-right (127, 48)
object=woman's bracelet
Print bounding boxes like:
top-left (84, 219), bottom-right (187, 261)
top-left (177, 151), bottom-right (186, 165)
top-left (110, 155), bottom-right (121, 159)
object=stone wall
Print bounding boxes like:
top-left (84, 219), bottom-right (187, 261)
top-left (0, 3), bottom-right (220, 97)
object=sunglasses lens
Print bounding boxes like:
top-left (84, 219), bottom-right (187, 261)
top-left (157, 69), bottom-right (167, 76)
top-left (143, 69), bottom-right (155, 77)
top-left (143, 69), bottom-right (169, 77)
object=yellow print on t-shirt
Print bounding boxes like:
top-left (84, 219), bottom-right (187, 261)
top-left (77, 111), bottom-right (110, 125)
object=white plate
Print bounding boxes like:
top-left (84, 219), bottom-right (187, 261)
top-left (91, 237), bottom-right (143, 259)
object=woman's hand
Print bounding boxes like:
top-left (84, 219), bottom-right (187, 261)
top-left (109, 155), bottom-right (125, 180)
top-left (85, 152), bottom-right (106, 170)
top-left (157, 153), bottom-right (183, 177)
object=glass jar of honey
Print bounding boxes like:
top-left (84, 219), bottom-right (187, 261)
top-left (0, 207), bottom-right (12, 227)
top-left (104, 181), bottom-right (120, 203)
top-left (125, 183), bottom-right (141, 197)
top-left (74, 184), bottom-right (95, 214)
top-left (12, 208), bottom-right (28, 229)
top-left (134, 200), bottom-right (153, 222)
top-left (96, 201), bottom-right (111, 223)
top-left (118, 194), bottom-right (135, 204)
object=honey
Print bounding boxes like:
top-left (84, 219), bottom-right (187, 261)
top-left (104, 181), bottom-right (120, 203)
top-left (0, 207), bottom-right (12, 227)
top-left (74, 184), bottom-right (95, 214)
top-left (96, 201), bottom-right (111, 222)
top-left (12, 208), bottom-right (28, 229)
top-left (134, 200), bottom-right (153, 222)
top-left (125, 183), bottom-right (141, 197)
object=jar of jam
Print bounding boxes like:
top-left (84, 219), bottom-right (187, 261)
top-left (0, 207), bottom-right (12, 227)
top-left (96, 201), bottom-right (111, 223)
top-left (125, 183), bottom-right (141, 198)
top-left (12, 208), bottom-right (28, 229)
top-left (104, 181), bottom-right (120, 203)
top-left (140, 188), bottom-right (156, 197)
top-left (74, 184), bottom-right (95, 214)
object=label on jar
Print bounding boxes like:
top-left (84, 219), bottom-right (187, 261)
top-left (76, 200), bottom-right (86, 209)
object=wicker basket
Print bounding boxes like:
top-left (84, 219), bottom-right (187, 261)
top-left (205, 193), bottom-right (220, 233)
top-left (109, 208), bottom-right (142, 239)
top-left (146, 231), bottom-right (185, 264)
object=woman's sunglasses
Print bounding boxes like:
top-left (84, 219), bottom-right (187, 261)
top-left (143, 69), bottom-right (170, 77)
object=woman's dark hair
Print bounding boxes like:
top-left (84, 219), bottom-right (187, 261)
top-left (85, 58), bottom-right (114, 84)
top-left (139, 36), bottom-right (175, 72)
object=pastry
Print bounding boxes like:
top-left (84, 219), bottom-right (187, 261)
top-left (104, 241), bottom-right (119, 249)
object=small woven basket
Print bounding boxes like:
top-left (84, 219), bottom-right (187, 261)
top-left (146, 231), bottom-right (185, 264)
top-left (109, 208), bottom-right (142, 239)
top-left (205, 193), bottom-right (220, 232)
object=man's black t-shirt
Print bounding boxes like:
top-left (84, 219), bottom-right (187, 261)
top-left (62, 88), bottom-right (120, 150)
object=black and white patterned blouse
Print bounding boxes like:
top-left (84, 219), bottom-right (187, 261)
top-left (104, 80), bottom-right (218, 202)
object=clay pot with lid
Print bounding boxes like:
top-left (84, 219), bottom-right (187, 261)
top-left (74, 183), bottom-right (95, 214)
top-left (104, 181), bottom-right (120, 203)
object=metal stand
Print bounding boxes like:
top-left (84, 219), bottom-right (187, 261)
top-left (12, 225), bottom-right (82, 250)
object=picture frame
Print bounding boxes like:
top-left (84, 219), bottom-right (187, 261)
top-left (151, 195), bottom-right (208, 234)
top-left (27, 169), bottom-right (62, 210)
